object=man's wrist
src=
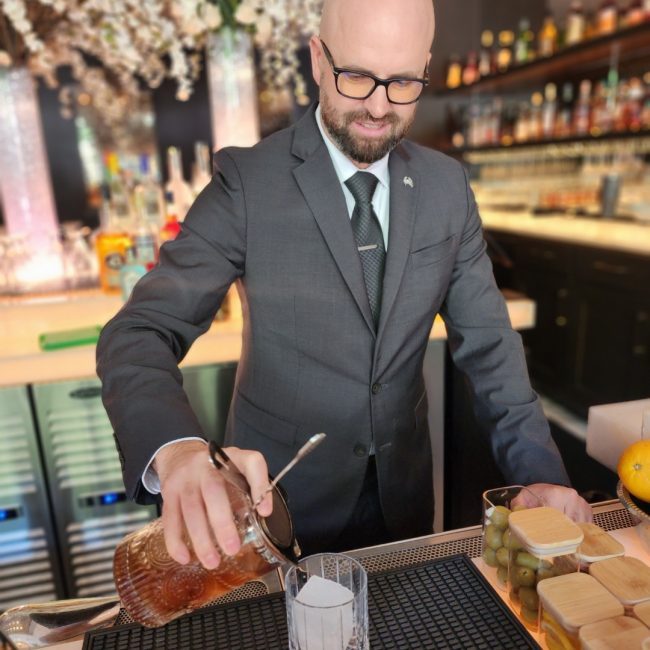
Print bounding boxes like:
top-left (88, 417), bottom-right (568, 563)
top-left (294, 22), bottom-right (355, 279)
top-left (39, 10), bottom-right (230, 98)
top-left (153, 438), bottom-right (208, 473)
top-left (142, 437), bottom-right (207, 495)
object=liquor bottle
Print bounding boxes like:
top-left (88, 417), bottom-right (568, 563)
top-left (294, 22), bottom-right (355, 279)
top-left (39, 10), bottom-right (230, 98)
top-left (497, 31), bottom-right (514, 72)
top-left (514, 101), bottom-right (530, 142)
top-left (488, 98), bottom-right (503, 146)
top-left (626, 77), bottom-right (644, 131)
top-left (165, 147), bottom-right (193, 220)
top-left (514, 19), bottom-right (534, 64)
top-left (160, 191), bottom-right (182, 243)
top-left (624, 0), bottom-right (646, 25)
top-left (538, 14), bottom-right (559, 57)
top-left (131, 188), bottom-right (159, 269)
top-left (119, 247), bottom-right (147, 301)
top-left (573, 79), bottom-right (593, 135)
top-left (640, 85), bottom-right (650, 129)
top-left (566, 1), bottom-right (586, 45)
top-left (613, 80), bottom-right (629, 131)
top-left (555, 83), bottom-right (575, 137)
top-left (478, 30), bottom-right (495, 78)
top-left (529, 91), bottom-right (544, 140)
top-left (462, 51), bottom-right (479, 86)
top-left (500, 103), bottom-right (517, 146)
top-left (95, 187), bottom-right (133, 293)
top-left (542, 83), bottom-right (558, 138)
top-left (446, 55), bottom-right (463, 89)
top-left (597, 0), bottom-right (619, 34)
top-left (105, 152), bottom-right (132, 225)
top-left (191, 141), bottom-right (212, 197)
top-left (590, 81), bottom-right (610, 134)
top-left (136, 154), bottom-right (164, 229)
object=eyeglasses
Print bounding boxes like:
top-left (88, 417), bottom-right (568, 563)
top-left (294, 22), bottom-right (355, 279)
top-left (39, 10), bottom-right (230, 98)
top-left (320, 39), bottom-right (429, 105)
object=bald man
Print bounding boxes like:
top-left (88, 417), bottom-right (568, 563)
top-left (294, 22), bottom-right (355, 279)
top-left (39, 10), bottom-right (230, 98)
top-left (97, 0), bottom-right (591, 569)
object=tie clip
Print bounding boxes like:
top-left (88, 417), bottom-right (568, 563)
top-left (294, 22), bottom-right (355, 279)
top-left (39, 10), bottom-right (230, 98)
top-left (358, 244), bottom-right (378, 251)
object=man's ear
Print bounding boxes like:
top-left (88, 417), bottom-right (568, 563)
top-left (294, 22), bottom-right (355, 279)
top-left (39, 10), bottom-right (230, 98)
top-left (309, 35), bottom-right (323, 87)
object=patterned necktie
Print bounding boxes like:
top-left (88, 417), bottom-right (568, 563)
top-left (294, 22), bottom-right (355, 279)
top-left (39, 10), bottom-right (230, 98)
top-left (345, 171), bottom-right (386, 329)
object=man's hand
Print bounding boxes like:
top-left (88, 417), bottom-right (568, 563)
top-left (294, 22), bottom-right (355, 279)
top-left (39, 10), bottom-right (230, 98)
top-left (513, 483), bottom-right (592, 523)
top-left (154, 440), bottom-right (273, 570)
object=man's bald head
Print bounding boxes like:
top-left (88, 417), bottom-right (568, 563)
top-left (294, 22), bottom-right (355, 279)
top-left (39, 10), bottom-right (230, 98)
top-left (320, 0), bottom-right (435, 58)
top-left (310, 0), bottom-right (434, 167)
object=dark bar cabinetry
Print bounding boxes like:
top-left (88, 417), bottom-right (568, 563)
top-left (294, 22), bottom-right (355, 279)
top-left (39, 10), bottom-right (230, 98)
top-left (489, 231), bottom-right (650, 417)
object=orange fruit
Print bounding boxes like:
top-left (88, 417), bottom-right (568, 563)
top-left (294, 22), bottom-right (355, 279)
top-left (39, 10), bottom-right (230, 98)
top-left (618, 440), bottom-right (650, 502)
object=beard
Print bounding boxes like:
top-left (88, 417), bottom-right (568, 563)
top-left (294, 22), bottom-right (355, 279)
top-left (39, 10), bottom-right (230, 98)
top-left (320, 91), bottom-right (414, 164)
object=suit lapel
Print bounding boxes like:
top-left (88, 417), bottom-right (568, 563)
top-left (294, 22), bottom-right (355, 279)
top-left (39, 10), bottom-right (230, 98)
top-left (292, 109), bottom-right (376, 335)
top-left (377, 145), bottom-right (419, 341)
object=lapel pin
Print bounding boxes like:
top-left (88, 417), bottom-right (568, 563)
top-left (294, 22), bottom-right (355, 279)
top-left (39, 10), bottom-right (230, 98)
top-left (403, 176), bottom-right (414, 188)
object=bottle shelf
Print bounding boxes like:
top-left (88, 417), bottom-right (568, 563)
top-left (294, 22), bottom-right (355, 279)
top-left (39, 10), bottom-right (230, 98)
top-left (433, 22), bottom-right (650, 96)
top-left (441, 130), bottom-right (650, 158)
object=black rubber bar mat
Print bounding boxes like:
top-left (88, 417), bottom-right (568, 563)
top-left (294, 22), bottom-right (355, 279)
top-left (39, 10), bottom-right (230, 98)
top-left (83, 554), bottom-right (539, 649)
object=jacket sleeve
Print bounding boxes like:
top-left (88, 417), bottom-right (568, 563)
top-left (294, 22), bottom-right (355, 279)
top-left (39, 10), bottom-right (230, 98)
top-left (96, 150), bottom-right (246, 504)
top-left (439, 163), bottom-right (570, 487)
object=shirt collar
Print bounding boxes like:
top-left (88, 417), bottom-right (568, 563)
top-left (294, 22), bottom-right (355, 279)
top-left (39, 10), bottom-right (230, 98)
top-left (316, 104), bottom-right (389, 190)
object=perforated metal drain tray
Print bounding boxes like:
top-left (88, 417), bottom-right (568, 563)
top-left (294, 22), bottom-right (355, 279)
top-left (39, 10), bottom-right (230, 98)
top-left (83, 555), bottom-right (538, 649)
top-left (83, 501), bottom-right (632, 649)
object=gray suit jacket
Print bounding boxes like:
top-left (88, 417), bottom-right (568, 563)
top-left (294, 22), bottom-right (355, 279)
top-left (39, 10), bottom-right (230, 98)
top-left (97, 104), bottom-right (569, 549)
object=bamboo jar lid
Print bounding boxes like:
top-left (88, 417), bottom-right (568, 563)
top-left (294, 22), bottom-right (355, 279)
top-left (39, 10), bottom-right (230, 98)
top-left (579, 615), bottom-right (650, 649)
top-left (590, 557), bottom-right (650, 606)
top-left (537, 572), bottom-right (624, 633)
top-left (577, 523), bottom-right (624, 563)
top-left (508, 507), bottom-right (584, 555)
top-left (634, 600), bottom-right (650, 627)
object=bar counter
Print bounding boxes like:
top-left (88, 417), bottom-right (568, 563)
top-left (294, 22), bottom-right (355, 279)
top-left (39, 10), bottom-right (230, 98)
top-left (39, 499), bottom-right (645, 649)
top-left (481, 208), bottom-right (650, 255)
top-left (0, 288), bottom-right (535, 387)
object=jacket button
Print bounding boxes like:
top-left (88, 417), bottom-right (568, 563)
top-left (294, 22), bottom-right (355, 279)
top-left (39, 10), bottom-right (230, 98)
top-left (353, 443), bottom-right (367, 457)
top-left (371, 383), bottom-right (382, 395)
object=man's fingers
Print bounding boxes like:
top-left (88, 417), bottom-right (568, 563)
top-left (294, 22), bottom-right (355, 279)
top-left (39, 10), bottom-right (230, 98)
top-left (201, 474), bottom-right (242, 557)
top-left (161, 495), bottom-right (190, 565)
top-left (180, 488), bottom-right (221, 570)
top-left (226, 448), bottom-right (274, 517)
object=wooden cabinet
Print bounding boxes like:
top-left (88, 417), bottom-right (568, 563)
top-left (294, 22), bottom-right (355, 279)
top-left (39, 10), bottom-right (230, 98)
top-left (572, 249), bottom-right (650, 410)
top-left (488, 231), bottom-right (650, 417)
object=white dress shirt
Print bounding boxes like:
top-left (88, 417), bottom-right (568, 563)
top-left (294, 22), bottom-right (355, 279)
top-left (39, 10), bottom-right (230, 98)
top-left (315, 105), bottom-right (391, 249)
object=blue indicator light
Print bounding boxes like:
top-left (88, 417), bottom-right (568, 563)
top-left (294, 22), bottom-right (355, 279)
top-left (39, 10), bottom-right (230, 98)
top-left (101, 493), bottom-right (119, 505)
top-left (0, 510), bottom-right (7, 521)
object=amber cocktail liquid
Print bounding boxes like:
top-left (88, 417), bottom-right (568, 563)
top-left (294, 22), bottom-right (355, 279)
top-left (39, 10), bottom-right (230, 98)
top-left (113, 482), bottom-right (298, 628)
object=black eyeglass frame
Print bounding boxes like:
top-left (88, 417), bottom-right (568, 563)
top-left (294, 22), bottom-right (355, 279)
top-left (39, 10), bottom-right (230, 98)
top-left (320, 38), bottom-right (429, 105)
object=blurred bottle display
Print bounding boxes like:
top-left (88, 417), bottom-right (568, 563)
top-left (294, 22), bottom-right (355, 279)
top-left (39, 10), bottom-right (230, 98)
top-left (443, 1), bottom-right (649, 89)
top-left (448, 70), bottom-right (650, 148)
top-left (93, 144), bottom-right (204, 293)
